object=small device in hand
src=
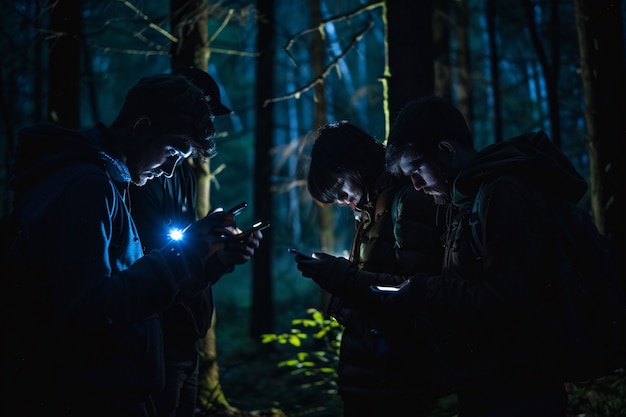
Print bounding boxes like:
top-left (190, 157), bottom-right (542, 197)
top-left (223, 220), bottom-right (270, 241)
top-left (227, 201), bottom-right (248, 216)
top-left (288, 248), bottom-right (314, 260)
top-left (370, 279), bottom-right (410, 293)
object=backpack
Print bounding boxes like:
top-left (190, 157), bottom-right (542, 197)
top-left (469, 182), bottom-right (626, 382)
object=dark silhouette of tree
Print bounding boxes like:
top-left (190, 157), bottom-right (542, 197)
top-left (433, 0), bottom-right (453, 99)
top-left (486, 0), bottom-right (503, 143)
top-left (168, 0), bottom-right (243, 413)
top-left (387, 0), bottom-right (434, 123)
top-left (521, 0), bottom-right (562, 148)
top-left (251, 0), bottom-right (276, 338)
top-left (48, 0), bottom-right (81, 128)
top-left (574, 0), bottom-right (626, 270)
top-left (309, 0), bottom-right (334, 312)
top-left (454, 0), bottom-right (473, 126)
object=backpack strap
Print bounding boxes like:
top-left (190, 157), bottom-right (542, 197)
top-left (469, 182), bottom-right (486, 260)
top-left (390, 186), bottom-right (402, 225)
top-left (374, 184), bottom-right (404, 225)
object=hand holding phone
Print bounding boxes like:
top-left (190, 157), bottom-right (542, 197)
top-left (223, 220), bottom-right (270, 241)
top-left (227, 202), bottom-right (248, 216)
top-left (288, 248), bottom-right (314, 260)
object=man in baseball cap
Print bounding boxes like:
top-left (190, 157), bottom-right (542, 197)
top-left (129, 68), bottom-right (245, 417)
top-left (175, 67), bottom-right (233, 116)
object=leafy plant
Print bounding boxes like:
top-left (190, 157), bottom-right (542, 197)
top-left (261, 308), bottom-right (343, 392)
top-left (566, 370), bottom-right (626, 417)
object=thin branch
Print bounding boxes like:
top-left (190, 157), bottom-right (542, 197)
top-left (84, 41), bottom-right (257, 58)
top-left (208, 8), bottom-right (235, 43)
top-left (283, 1), bottom-right (383, 57)
top-left (264, 18), bottom-right (374, 107)
top-left (208, 47), bottom-right (259, 57)
top-left (119, 0), bottom-right (178, 42)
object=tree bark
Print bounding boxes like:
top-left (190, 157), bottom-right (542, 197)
top-left (386, 0), bottom-right (435, 124)
top-left (574, 0), bottom-right (626, 271)
top-left (251, 0), bottom-right (276, 338)
top-left (169, 0), bottom-right (233, 412)
top-left (521, 0), bottom-right (561, 147)
top-left (486, 0), bottom-right (503, 143)
top-left (48, 0), bottom-right (81, 129)
top-left (454, 0), bottom-right (473, 125)
top-left (433, 0), bottom-right (452, 99)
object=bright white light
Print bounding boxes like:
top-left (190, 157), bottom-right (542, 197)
top-left (168, 228), bottom-right (184, 241)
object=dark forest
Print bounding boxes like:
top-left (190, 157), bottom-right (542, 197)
top-left (1, 0), bottom-right (625, 416)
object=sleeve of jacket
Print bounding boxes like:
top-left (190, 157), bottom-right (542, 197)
top-left (40, 173), bottom-right (221, 334)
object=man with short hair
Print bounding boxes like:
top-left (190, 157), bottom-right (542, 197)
top-left (130, 68), bottom-right (239, 417)
top-left (1, 73), bottom-right (260, 417)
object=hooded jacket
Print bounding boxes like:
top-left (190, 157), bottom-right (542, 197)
top-left (405, 131), bottom-right (587, 397)
top-left (3, 122), bottom-right (227, 415)
top-left (129, 159), bottom-right (214, 354)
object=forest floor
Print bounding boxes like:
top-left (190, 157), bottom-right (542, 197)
top-left (199, 335), bottom-right (626, 417)
top-left (205, 305), bottom-right (626, 417)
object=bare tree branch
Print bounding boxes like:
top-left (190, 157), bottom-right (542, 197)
top-left (119, 0), bottom-right (178, 42)
top-left (110, 0), bottom-right (256, 58)
top-left (264, 17), bottom-right (375, 107)
top-left (208, 8), bottom-right (235, 43)
top-left (283, 1), bottom-right (383, 61)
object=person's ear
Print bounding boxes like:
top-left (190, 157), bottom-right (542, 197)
top-left (438, 140), bottom-right (456, 158)
top-left (133, 117), bottom-right (151, 134)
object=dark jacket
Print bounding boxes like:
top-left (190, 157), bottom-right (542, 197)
top-left (130, 160), bottom-right (214, 353)
top-left (2, 122), bottom-right (228, 416)
top-left (403, 131), bottom-right (585, 413)
top-left (328, 171), bottom-right (445, 400)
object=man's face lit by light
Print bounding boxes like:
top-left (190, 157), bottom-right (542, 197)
top-left (168, 228), bottom-right (184, 241)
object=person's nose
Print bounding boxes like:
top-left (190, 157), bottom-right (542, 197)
top-left (161, 156), bottom-right (182, 178)
top-left (409, 173), bottom-right (426, 191)
top-left (334, 191), bottom-right (349, 206)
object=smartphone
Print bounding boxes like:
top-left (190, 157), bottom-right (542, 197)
top-left (227, 201), bottom-right (248, 216)
top-left (223, 220), bottom-right (270, 241)
top-left (371, 285), bottom-right (401, 292)
top-left (370, 279), bottom-right (410, 293)
top-left (287, 248), bottom-right (314, 260)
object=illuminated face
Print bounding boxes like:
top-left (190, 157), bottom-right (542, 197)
top-left (331, 177), bottom-right (362, 209)
top-left (127, 133), bottom-right (193, 186)
top-left (398, 153), bottom-right (451, 205)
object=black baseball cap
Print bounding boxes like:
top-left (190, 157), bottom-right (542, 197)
top-left (174, 67), bottom-right (233, 116)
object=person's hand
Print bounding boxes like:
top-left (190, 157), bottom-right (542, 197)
top-left (182, 209), bottom-right (236, 260)
top-left (217, 229), bottom-right (263, 267)
top-left (295, 252), bottom-right (361, 296)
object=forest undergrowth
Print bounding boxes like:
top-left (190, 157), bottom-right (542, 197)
top-left (204, 308), bottom-right (626, 417)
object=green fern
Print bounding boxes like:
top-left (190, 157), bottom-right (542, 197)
top-left (261, 308), bottom-right (343, 393)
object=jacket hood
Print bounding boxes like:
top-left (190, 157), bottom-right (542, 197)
top-left (452, 131), bottom-right (588, 208)
top-left (9, 122), bottom-right (130, 196)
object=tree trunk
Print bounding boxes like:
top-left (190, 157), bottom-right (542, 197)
top-left (574, 0), bottom-right (626, 270)
top-left (170, 0), bottom-right (211, 219)
top-left (48, 0), bottom-right (81, 129)
top-left (521, 0), bottom-right (561, 147)
top-left (251, 0), bottom-right (276, 338)
top-left (486, 0), bottom-right (502, 143)
top-left (454, 0), bottom-right (473, 126)
top-left (433, 0), bottom-right (452, 99)
top-left (308, 0), bottom-right (334, 312)
top-left (169, 0), bottom-right (234, 412)
top-left (386, 0), bottom-right (435, 123)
